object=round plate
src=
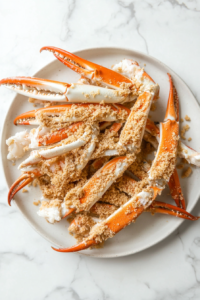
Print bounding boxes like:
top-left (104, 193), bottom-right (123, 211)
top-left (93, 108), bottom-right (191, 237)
top-left (2, 47), bottom-right (200, 258)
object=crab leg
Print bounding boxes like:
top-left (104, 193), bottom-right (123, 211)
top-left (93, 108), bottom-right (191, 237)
top-left (8, 167), bottom-right (41, 205)
top-left (40, 46), bottom-right (133, 90)
top-left (0, 77), bottom-right (130, 103)
top-left (52, 73), bottom-right (180, 252)
top-left (63, 155), bottom-right (135, 218)
top-left (96, 91), bottom-right (154, 157)
top-left (13, 103), bottom-right (130, 126)
top-left (119, 91), bottom-right (153, 152)
top-left (144, 75), bottom-right (185, 209)
top-left (145, 118), bottom-right (185, 208)
top-left (18, 124), bottom-right (97, 169)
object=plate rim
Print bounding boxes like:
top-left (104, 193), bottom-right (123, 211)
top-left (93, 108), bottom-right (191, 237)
top-left (1, 46), bottom-right (200, 258)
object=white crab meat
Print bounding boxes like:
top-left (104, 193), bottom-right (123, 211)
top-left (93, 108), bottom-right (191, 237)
top-left (37, 200), bottom-right (70, 224)
top-left (6, 127), bottom-right (51, 160)
top-left (18, 131), bottom-right (90, 169)
top-left (112, 59), bottom-right (158, 95)
top-left (179, 141), bottom-right (200, 167)
top-left (29, 126), bottom-right (51, 149)
top-left (66, 84), bottom-right (128, 103)
top-left (6, 130), bottom-right (30, 160)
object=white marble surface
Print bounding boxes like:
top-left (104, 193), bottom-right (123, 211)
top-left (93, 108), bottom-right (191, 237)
top-left (1, 0), bottom-right (200, 299)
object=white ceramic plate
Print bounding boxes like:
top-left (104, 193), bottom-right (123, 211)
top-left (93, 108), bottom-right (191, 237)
top-left (1, 47), bottom-right (200, 258)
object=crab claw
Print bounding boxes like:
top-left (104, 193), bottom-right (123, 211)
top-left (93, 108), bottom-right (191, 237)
top-left (148, 201), bottom-right (199, 221)
top-left (8, 168), bottom-right (41, 205)
top-left (0, 75), bottom-right (131, 104)
top-left (40, 46), bottom-right (133, 90)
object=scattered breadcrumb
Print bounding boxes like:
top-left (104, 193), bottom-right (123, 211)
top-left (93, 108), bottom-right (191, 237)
top-left (181, 124), bottom-right (190, 140)
top-left (185, 115), bottom-right (191, 121)
top-left (12, 162), bottom-right (16, 166)
top-left (33, 179), bottom-right (38, 187)
top-left (182, 167), bottom-right (192, 178)
top-left (180, 118), bottom-right (184, 123)
top-left (33, 200), bottom-right (41, 206)
top-left (188, 137), bottom-right (192, 141)
top-left (144, 63), bottom-right (146, 66)
top-left (22, 188), bottom-right (28, 193)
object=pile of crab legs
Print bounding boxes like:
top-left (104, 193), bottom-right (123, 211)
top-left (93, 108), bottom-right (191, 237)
top-left (1, 46), bottom-right (200, 252)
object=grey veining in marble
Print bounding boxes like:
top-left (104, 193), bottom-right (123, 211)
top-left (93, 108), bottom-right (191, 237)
top-left (0, 0), bottom-right (200, 299)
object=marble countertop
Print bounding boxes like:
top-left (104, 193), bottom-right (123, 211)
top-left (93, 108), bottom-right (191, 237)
top-left (1, 1), bottom-right (200, 299)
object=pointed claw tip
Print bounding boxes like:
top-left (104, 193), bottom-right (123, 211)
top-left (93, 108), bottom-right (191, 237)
top-left (40, 46), bottom-right (49, 53)
top-left (7, 175), bottom-right (34, 205)
top-left (51, 246), bottom-right (59, 251)
top-left (164, 73), bottom-right (178, 122)
top-left (8, 197), bottom-right (12, 206)
top-left (51, 240), bottom-right (96, 253)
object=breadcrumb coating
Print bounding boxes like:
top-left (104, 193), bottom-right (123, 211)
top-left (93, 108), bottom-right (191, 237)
top-left (120, 92), bottom-right (152, 150)
top-left (36, 104), bottom-right (128, 128)
top-left (181, 124), bottom-right (190, 140)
